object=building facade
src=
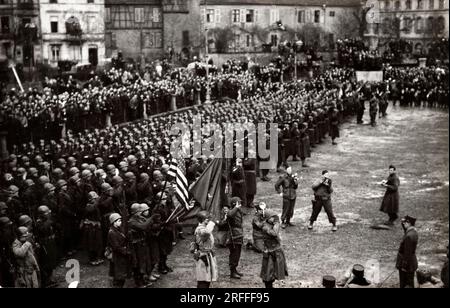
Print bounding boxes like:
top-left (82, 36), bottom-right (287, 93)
top-left (367, 0), bottom-right (449, 52)
top-left (162, 0), bottom-right (204, 58)
top-left (197, 0), bottom-right (361, 53)
top-left (105, 0), bottom-right (163, 59)
top-left (0, 0), bottom-right (41, 67)
top-left (40, 0), bottom-right (105, 67)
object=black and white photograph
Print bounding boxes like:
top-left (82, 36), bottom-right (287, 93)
top-left (0, 0), bottom-right (448, 291)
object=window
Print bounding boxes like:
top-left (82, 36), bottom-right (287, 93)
top-left (406, 0), bottom-right (411, 9)
top-left (415, 43), bottom-right (423, 53)
top-left (427, 16), bottom-right (434, 31)
top-left (105, 7), bottom-right (111, 23)
top-left (87, 16), bottom-right (96, 32)
top-left (50, 45), bottom-right (60, 61)
top-left (429, 0), bottom-right (435, 8)
top-left (182, 30), bottom-right (190, 46)
top-left (438, 0), bottom-right (445, 8)
top-left (246, 34), bottom-right (251, 47)
top-left (206, 9), bottom-right (215, 23)
top-left (436, 16), bottom-right (445, 32)
top-left (329, 11), bottom-right (335, 17)
top-left (297, 10), bottom-right (305, 23)
top-left (88, 0), bottom-right (94, 3)
top-left (50, 20), bottom-right (58, 33)
top-left (270, 9), bottom-right (280, 24)
top-left (246, 9), bottom-right (255, 23)
top-left (314, 10), bottom-right (320, 23)
top-left (135, 7), bottom-right (144, 23)
top-left (394, 0), bottom-right (400, 9)
top-left (234, 34), bottom-right (240, 48)
top-left (1, 16), bottom-right (10, 33)
top-left (403, 17), bottom-right (413, 33)
top-left (384, 0), bottom-right (390, 9)
top-left (271, 34), bottom-right (278, 46)
top-left (382, 17), bottom-right (391, 34)
top-left (153, 8), bottom-right (161, 23)
top-left (113, 6), bottom-right (133, 28)
top-left (50, 0), bottom-right (57, 3)
top-left (232, 9), bottom-right (240, 23)
top-left (415, 16), bottom-right (424, 33)
top-left (417, 0), bottom-right (424, 8)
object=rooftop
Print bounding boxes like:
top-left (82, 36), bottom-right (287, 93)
top-left (200, 0), bottom-right (362, 7)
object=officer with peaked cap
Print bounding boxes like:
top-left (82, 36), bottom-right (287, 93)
top-left (397, 215), bottom-right (419, 288)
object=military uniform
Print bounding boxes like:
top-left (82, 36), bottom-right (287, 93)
top-left (243, 158), bottom-right (257, 208)
top-left (275, 174), bottom-right (298, 226)
top-left (396, 226), bottom-right (418, 288)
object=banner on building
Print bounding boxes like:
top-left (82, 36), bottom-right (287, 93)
top-left (356, 71), bottom-right (383, 82)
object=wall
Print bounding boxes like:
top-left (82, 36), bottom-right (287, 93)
top-left (40, 0), bottom-right (105, 66)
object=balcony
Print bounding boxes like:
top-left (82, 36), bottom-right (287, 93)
top-left (16, 23), bottom-right (39, 43)
top-left (17, 2), bottom-right (35, 11)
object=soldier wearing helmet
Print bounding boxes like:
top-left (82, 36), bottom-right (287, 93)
top-left (137, 173), bottom-right (153, 205)
top-left (5, 185), bottom-right (25, 221)
top-left (42, 183), bottom-right (57, 215)
top-left (105, 164), bottom-right (117, 185)
top-left (79, 170), bottom-right (94, 209)
top-left (124, 172), bottom-right (137, 207)
top-left (35, 205), bottom-right (58, 287)
top-left (82, 191), bottom-right (103, 266)
top-left (18, 215), bottom-right (34, 232)
top-left (68, 167), bottom-right (80, 178)
top-left (51, 168), bottom-right (65, 184)
top-left (12, 226), bottom-right (40, 288)
top-left (57, 178), bottom-right (77, 257)
top-left (118, 161), bottom-right (129, 179)
top-left (107, 212), bottom-right (130, 288)
top-left (112, 176), bottom-right (126, 214)
top-left (128, 202), bottom-right (153, 287)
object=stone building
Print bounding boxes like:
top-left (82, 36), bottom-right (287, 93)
top-left (0, 0), bottom-right (41, 67)
top-left (369, 0), bottom-right (449, 53)
top-left (197, 0), bottom-right (361, 53)
top-left (40, 0), bottom-right (105, 67)
top-left (104, 0), bottom-right (163, 59)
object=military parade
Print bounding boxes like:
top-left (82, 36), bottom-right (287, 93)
top-left (0, 0), bottom-right (449, 290)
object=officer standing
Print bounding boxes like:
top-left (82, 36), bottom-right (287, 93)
top-left (226, 197), bottom-right (244, 279)
top-left (396, 215), bottom-right (418, 288)
top-left (275, 166), bottom-right (299, 229)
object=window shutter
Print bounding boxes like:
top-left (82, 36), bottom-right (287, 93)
top-left (153, 8), bottom-right (160, 23)
top-left (215, 9), bottom-right (221, 25)
top-left (254, 9), bottom-right (258, 23)
top-left (240, 9), bottom-right (246, 23)
top-left (201, 8), bottom-right (206, 24)
top-left (270, 9), bottom-right (275, 24)
top-left (306, 10), bottom-right (311, 23)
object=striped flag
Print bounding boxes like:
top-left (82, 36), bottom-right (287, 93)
top-left (168, 156), bottom-right (190, 210)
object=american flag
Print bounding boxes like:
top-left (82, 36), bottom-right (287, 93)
top-left (168, 156), bottom-right (190, 209)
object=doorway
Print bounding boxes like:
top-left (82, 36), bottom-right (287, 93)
top-left (88, 47), bottom-right (98, 66)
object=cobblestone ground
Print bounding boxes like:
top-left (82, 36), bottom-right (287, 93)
top-left (55, 105), bottom-right (449, 288)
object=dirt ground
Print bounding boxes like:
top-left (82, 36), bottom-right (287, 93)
top-left (54, 105), bottom-right (449, 288)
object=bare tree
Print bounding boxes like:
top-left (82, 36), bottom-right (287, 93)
top-left (335, 12), bottom-right (360, 39)
top-left (352, 6), bottom-right (371, 38)
top-left (208, 27), bottom-right (234, 53)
